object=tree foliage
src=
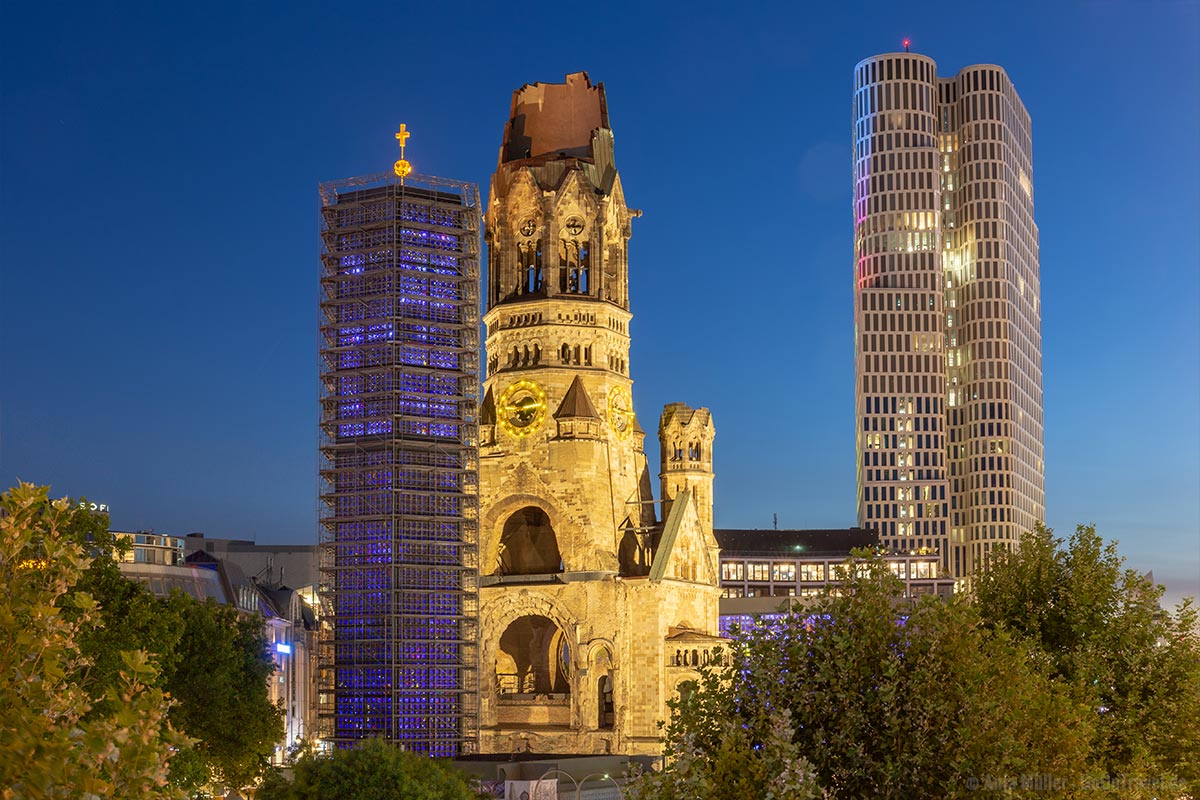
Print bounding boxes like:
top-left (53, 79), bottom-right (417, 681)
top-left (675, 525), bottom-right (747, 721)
top-left (62, 505), bottom-right (184, 719)
top-left (635, 551), bottom-right (1092, 800)
top-left (45, 486), bottom-right (283, 793)
top-left (0, 483), bottom-right (189, 799)
top-left (160, 592), bottom-right (283, 791)
top-left (629, 708), bottom-right (826, 800)
top-left (256, 738), bottom-right (478, 800)
top-left (973, 524), bottom-right (1200, 797)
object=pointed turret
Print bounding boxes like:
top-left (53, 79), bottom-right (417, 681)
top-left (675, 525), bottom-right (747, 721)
top-left (480, 386), bottom-right (497, 446)
top-left (554, 375), bottom-right (599, 419)
top-left (553, 376), bottom-right (601, 439)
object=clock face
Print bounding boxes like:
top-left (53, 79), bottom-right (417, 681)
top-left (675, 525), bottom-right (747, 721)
top-left (519, 218), bottom-right (537, 237)
top-left (498, 380), bottom-right (547, 438)
top-left (564, 216), bottom-right (585, 237)
top-left (606, 386), bottom-right (634, 439)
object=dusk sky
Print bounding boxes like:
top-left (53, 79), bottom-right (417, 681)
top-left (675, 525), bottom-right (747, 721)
top-left (2, 1), bottom-right (1197, 605)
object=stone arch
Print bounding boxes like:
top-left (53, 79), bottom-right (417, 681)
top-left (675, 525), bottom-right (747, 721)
top-left (497, 615), bottom-right (571, 694)
top-left (482, 593), bottom-right (575, 657)
top-left (481, 592), bottom-right (577, 711)
top-left (482, 494), bottom-right (568, 576)
top-left (585, 638), bottom-right (616, 666)
top-left (587, 642), bottom-right (616, 731)
top-left (496, 507), bottom-right (562, 575)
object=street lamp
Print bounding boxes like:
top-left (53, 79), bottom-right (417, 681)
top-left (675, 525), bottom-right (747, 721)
top-left (531, 768), bottom-right (625, 800)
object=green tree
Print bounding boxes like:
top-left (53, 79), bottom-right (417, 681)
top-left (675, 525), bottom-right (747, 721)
top-left (629, 708), bottom-right (826, 800)
top-left (0, 483), bottom-right (189, 799)
top-left (56, 492), bottom-right (283, 794)
top-left (256, 738), bottom-right (478, 800)
top-left (973, 524), bottom-right (1200, 797)
top-left (60, 505), bottom-right (184, 719)
top-left (642, 551), bottom-right (1092, 800)
top-left (160, 590), bottom-right (284, 792)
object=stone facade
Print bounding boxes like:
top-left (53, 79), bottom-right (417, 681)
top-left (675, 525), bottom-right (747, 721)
top-left (478, 73), bottom-right (722, 756)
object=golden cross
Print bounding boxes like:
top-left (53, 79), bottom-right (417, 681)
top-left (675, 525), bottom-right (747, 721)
top-left (393, 123), bottom-right (413, 179)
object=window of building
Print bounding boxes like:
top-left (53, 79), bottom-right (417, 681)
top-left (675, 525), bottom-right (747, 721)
top-left (798, 563), bottom-right (825, 582)
top-left (747, 562), bottom-right (770, 582)
top-left (720, 562), bottom-right (744, 582)
top-left (772, 563), bottom-right (795, 582)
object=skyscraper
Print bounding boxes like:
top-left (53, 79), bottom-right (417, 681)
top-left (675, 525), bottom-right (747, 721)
top-left (853, 52), bottom-right (1044, 582)
top-left (317, 164), bottom-right (481, 755)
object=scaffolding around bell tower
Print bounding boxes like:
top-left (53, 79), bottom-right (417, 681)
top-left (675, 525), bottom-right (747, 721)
top-left (316, 171), bottom-right (481, 756)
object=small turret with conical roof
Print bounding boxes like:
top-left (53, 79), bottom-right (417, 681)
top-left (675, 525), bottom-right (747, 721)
top-left (553, 375), bottom-right (601, 439)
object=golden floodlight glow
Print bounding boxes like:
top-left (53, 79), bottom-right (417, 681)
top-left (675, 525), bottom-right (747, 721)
top-left (394, 123), bottom-right (412, 179)
top-left (497, 379), bottom-right (547, 438)
top-left (606, 385), bottom-right (634, 440)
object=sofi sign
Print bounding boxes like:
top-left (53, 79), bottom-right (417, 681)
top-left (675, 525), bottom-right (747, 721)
top-left (79, 501), bottom-right (110, 513)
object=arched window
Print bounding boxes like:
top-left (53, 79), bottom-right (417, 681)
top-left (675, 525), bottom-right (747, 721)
top-left (559, 239), bottom-right (592, 295)
top-left (520, 241), bottom-right (543, 294)
top-left (496, 507), bottom-right (562, 575)
top-left (598, 673), bottom-right (614, 729)
top-left (580, 243), bottom-right (590, 294)
top-left (497, 615), bottom-right (570, 695)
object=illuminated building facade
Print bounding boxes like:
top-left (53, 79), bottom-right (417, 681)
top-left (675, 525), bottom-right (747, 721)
top-left (853, 52), bottom-right (1044, 581)
top-left (715, 527), bottom-right (954, 635)
top-left (317, 170), bottom-right (481, 755)
top-left (112, 530), bottom-right (184, 566)
top-left (477, 73), bottom-right (722, 756)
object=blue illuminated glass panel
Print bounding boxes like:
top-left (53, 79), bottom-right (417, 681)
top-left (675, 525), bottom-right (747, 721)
top-left (319, 180), bottom-right (478, 755)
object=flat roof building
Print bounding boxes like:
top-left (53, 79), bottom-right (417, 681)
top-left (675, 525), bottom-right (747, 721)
top-left (715, 528), bottom-right (953, 635)
top-left (183, 533), bottom-right (316, 589)
top-left (112, 530), bottom-right (184, 566)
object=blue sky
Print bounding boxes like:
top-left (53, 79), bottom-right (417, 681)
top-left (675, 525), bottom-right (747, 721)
top-left (2, 0), bottom-right (1197, 605)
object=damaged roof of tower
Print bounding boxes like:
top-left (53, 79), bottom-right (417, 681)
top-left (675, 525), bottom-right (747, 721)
top-left (500, 71), bottom-right (609, 164)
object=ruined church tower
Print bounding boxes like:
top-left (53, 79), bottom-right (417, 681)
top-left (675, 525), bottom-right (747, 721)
top-left (477, 72), bottom-right (722, 756)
